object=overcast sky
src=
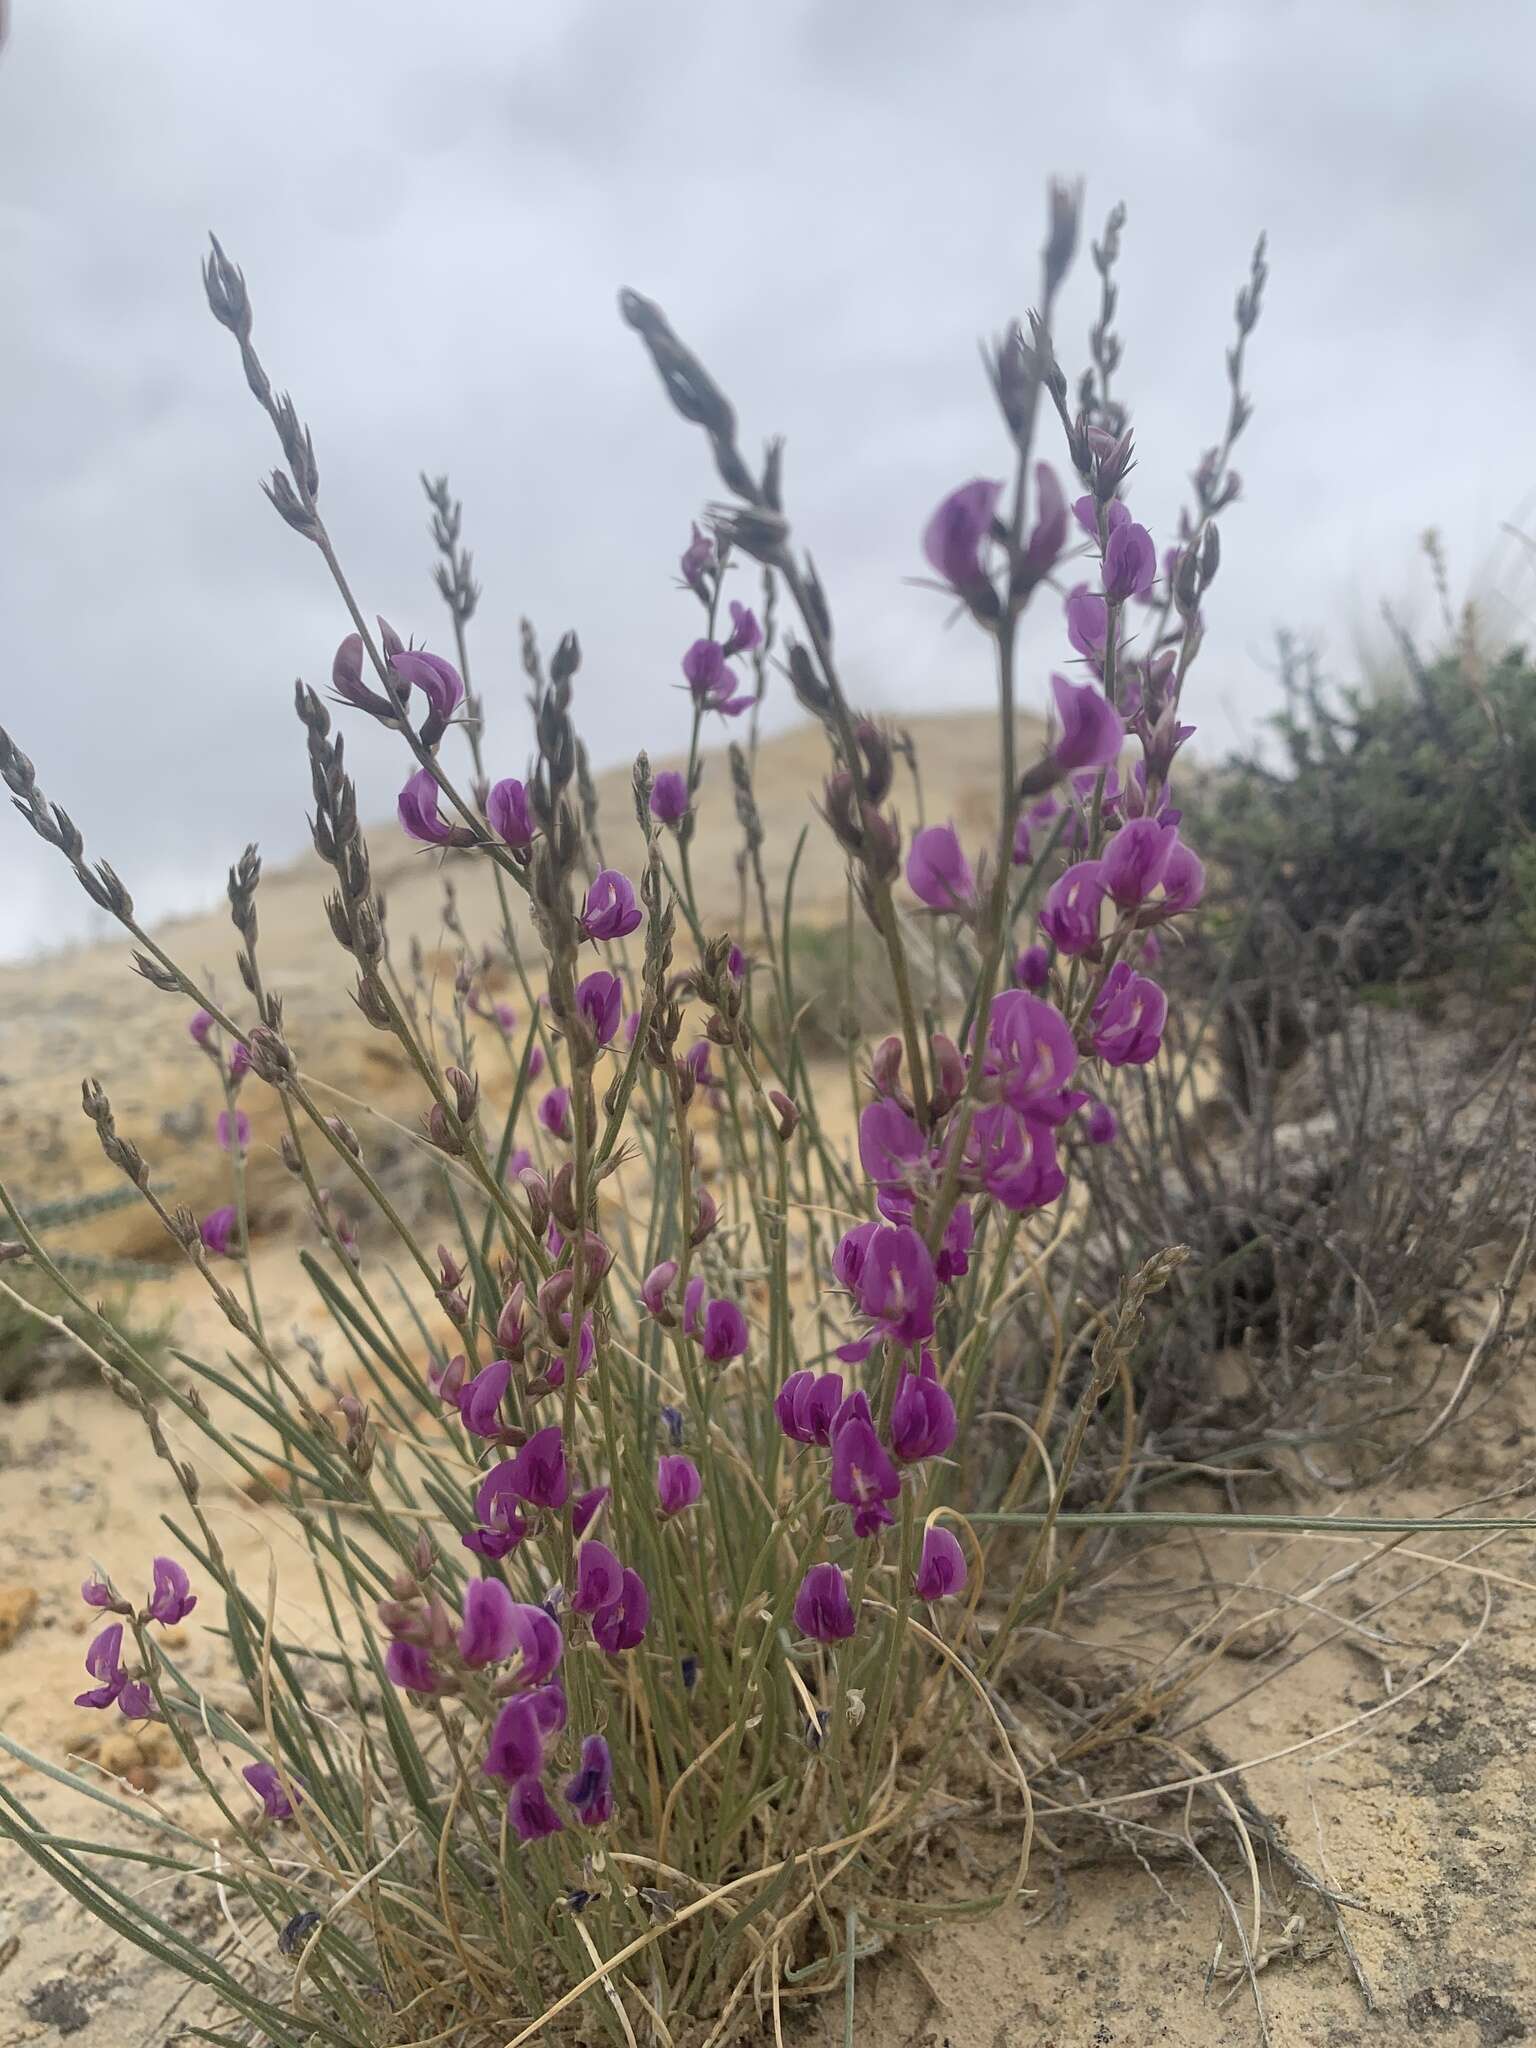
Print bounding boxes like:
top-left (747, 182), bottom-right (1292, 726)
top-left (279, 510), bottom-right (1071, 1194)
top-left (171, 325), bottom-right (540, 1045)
top-left (3, 1), bottom-right (1534, 959)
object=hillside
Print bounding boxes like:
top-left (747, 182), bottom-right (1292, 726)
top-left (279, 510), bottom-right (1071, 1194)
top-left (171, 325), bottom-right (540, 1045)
top-left (0, 708), bottom-right (1039, 1257)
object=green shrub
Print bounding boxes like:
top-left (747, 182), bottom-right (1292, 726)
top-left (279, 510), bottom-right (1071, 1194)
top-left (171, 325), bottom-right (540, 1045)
top-left (0, 1187), bottom-right (174, 1402)
top-left (1195, 632), bottom-right (1536, 987)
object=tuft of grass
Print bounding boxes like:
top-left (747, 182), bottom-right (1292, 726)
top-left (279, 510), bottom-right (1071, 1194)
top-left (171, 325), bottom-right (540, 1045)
top-left (0, 1186), bottom-right (175, 1402)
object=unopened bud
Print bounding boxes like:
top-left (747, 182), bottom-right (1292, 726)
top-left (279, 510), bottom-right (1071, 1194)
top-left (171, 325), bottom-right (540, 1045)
top-left (929, 1034), bottom-right (966, 1119)
top-left (768, 1089), bottom-right (799, 1142)
top-left (549, 1161), bottom-right (580, 1233)
top-left (445, 1066), bottom-right (479, 1124)
top-left (788, 642), bottom-right (833, 717)
top-left (871, 1036), bottom-right (904, 1098)
top-left (519, 1167), bottom-right (551, 1238)
top-left (424, 1103), bottom-right (463, 1155)
top-left (690, 1186), bottom-right (719, 1247)
top-left (326, 1116), bottom-right (361, 1158)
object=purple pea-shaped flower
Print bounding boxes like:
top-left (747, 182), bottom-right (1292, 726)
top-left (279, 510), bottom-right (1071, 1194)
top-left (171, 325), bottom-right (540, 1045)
top-left (793, 1563), bottom-right (857, 1642)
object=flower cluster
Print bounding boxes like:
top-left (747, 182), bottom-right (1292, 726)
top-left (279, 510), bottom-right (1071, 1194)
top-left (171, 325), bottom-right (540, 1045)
top-left (75, 1557), bottom-right (196, 1719)
top-left (378, 1568), bottom-right (626, 1841)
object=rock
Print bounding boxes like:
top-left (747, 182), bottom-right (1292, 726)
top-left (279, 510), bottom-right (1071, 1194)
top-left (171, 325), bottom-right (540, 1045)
top-left (0, 1583), bottom-right (38, 1650)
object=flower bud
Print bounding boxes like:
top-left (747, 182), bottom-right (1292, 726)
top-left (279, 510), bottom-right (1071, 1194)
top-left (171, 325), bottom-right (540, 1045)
top-left (768, 1089), bottom-right (799, 1142)
top-left (445, 1066), bottom-right (479, 1125)
top-left (518, 1167), bottom-right (551, 1238)
top-left (549, 1162), bottom-right (581, 1233)
top-left (870, 1036), bottom-right (904, 1099)
top-left (690, 1186), bottom-right (719, 1248)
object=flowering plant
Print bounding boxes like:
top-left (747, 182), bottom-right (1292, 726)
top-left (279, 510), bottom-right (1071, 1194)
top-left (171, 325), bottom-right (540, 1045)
top-left (0, 185), bottom-right (1264, 2044)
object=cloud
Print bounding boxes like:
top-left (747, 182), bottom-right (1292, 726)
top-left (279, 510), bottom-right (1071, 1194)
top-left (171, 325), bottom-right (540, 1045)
top-left (3, 0), bottom-right (1532, 955)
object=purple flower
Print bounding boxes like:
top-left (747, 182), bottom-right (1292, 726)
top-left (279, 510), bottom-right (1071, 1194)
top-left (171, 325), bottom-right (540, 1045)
top-left (914, 1526), bottom-right (967, 1601)
top-left (1016, 462), bottom-right (1068, 582)
top-left (458, 1358), bottom-right (512, 1439)
top-left (830, 1414), bottom-right (901, 1538)
top-left (682, 640), bottom-right (754, 717)
top-left (484, 1684), bottom-right (568, 1784)
top-left (1050, 673), bottom-right (1124, 774)
top-left (680, 522), bottom-right (713, 593)
top-left (1084, 1100), bottom-right (1118, 1145)
top-left (857, 1103), bottom-right (928, 1217)
top-left (243, 1761), bottom-right (301, 1819)
top-left (385, 1640), bottom-right (439, 1694)
top-left (937, 1202), bottom-right (974, 1285)
top-left (1155, 839), bottom-right (1206, 917)
top-left (508, 1774), bottom-right (565, 1841)
top-left (650, 771), bottom-right (690, 827)
top-left (483, 1695), bottom-right (547, 1782)
top-left (117, 1679), bottom-right (156, 1720)
top-left (855, 1226), bottom-right (937, 1348)
top-left (428, 1352), bottom-right (467, 1407)
top-left (464, 1461), bottom-right (528, 1560)
top-left (890, 1353), bottom-right (956, 1463)
top-left (572, 1540), bottom-right (625, 1616)
top-left (722, 601), bottom-right (762, 658)
top-left (964, 1104), bottom-right (1066, 1213)
top-left (592, 1568), bottom-right (649, 1654)
top-left (188, 1007), bottom-right (215, 1047)
top-left (538, 1087), bottom-right (571, 1140)
top-left (640, 1259), bottom-right (679, 1323)
top-left (682, 1274), bottom-right (705, 1340)
top-left (580, 869), bottom-right (643, 943)
top-left (923, 478), bottom-right (1002, 591)
top-left (75, 1624), bottom-right (126, 1709)
top-left (216, 1108), bottom-right (250, 1155)
top-left (564, 1734), bottom-right (613, 1826)
top-left (906, 824), bottom-right (976, 912)
top-left (833, 1386), bottom-right (873, 1435)
top-left (657, 1454), bottom-right (702, 1516)
top-left (457, 1578), bottom-right (526, 1669)
top-left (832, 1223), bottom-right (880, 1300)
top-left (463, 1603), bottom-right (563, 1702)
top-left (487, 778), bottom-right (535, 850)
top-left (1102, 520), bottom-right (1157, 603)
top-left (984, 991), bottom-right (1079, 1119)
top-left (509, 1425), bottom-right (568, 1511)
top-left (81, 1574), bottom-right (117, 1610)
top-left (1073, 496), bottom-right (1132, 541)
top-left (576, 970), bottom-right (623, 1048)
top-left (390, 647), bottom-right (465, 721)
top-left (700, 1297), bottom-right (749, 1365)
top-left (1100, 819), bottom-right (1177, 909)
top-left (1039, 862), bottom-right (1106, 957)
top-left (794, 1563), bottom-right (857, 1642)
top-left (147, 1556), bottom-right (197, 1627)
top-left (1065, 585), bottom-right (1109, 661)
top-left (507, 1606), bottom-right (565, 1688)
top-left (774, 1370), bottom-right (844, 1446)
top-left (199, 1206), bottom-right (240, 1258)
top-left (683, 638), bottom-right (727, 699)
top-left (1016, 944), bottom-right (1050, 992)
top-left (1090, 963), bottom-right (1166, 1067)
top-left (573, 1486), bottom-right (609, 1538)
top-left (398, 768), bottom-right (475, 848)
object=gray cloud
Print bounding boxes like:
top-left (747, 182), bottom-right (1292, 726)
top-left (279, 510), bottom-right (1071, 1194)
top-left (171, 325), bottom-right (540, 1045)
top-left (3, 0), bottom-right (1533, 957)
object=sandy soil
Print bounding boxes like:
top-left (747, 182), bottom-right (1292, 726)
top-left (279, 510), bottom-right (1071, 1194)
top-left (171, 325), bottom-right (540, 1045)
top-left (3, 712), bottom-right (1535, 2046)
